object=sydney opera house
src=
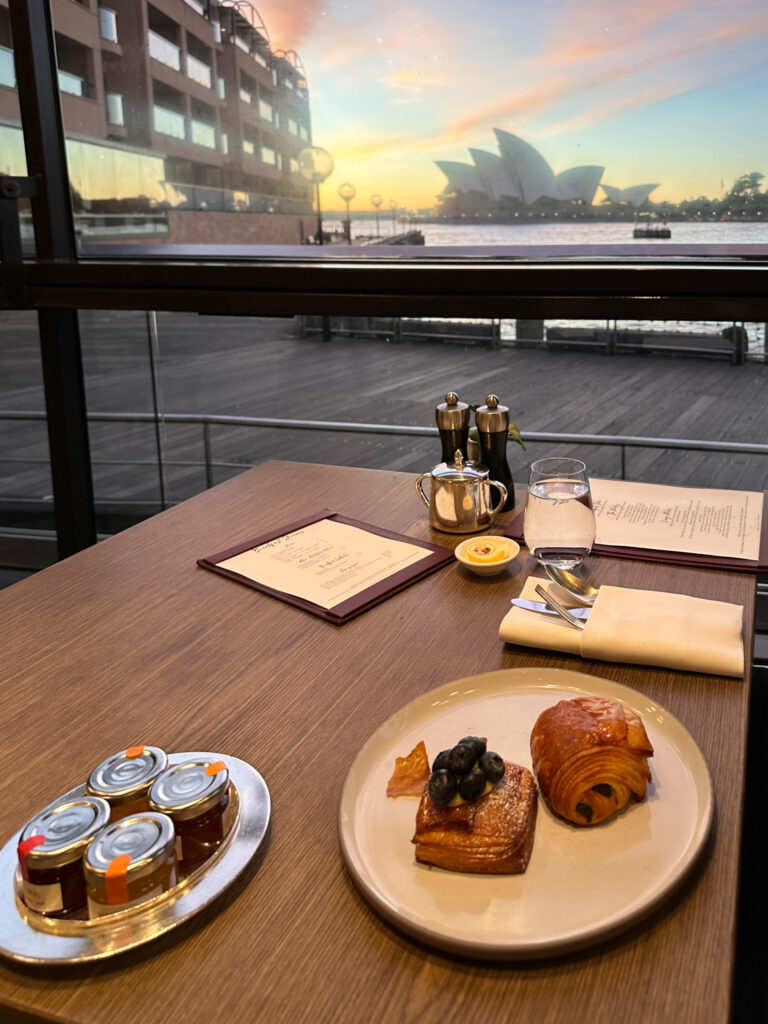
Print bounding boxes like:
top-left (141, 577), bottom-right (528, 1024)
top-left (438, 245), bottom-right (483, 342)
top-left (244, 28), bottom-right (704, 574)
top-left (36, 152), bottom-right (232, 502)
top-left (436, 130), bottom-right (658, 208)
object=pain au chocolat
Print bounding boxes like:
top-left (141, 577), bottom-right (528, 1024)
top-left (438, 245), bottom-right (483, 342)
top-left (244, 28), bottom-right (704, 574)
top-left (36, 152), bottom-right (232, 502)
top-left (530, 696), bottom-right (653, 826)
top-left (412, 760), bottom-right (537, 874)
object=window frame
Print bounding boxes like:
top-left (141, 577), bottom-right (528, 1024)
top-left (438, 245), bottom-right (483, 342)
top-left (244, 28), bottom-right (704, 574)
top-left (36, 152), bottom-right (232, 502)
top-left (2, 0), bottom-right (768, 321)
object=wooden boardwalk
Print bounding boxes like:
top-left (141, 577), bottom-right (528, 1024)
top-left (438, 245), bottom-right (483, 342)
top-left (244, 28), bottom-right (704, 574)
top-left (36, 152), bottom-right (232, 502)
top-left (2, 309), bottom-right (768, 523)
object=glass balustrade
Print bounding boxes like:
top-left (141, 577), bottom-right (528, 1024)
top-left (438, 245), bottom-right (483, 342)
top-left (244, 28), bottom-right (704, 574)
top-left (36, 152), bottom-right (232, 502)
top-left (58, 70), bottom-right (85, 97)
top-left (190, 119), bottom-right (216, 149)
top-left (242, 139), bottom-right (255, 154)
top-left (0, 46), bottom-right (15, 89)
top-left (186, 53), bottom-right (212, 89)
top-left (148, 30), bottom-right (181, 72)
top-left (235, 36), bottom-right (250, 54)
top-left (106, 92), bottom-right (125, 126)
top-left (239, 88), bottom-right (253, 105)
top-left (217, 77), bottom-right (226, 99)
top-left (98, 7), bottom-right (118, 44)
top-left (182, 0), bottom-right (205, 14)
top-left (153, 105), bottom-right (186, 139)
top-left (261, 146), bottom-right (276, 165)
top-left (258, 100), bottom-right (273, 122)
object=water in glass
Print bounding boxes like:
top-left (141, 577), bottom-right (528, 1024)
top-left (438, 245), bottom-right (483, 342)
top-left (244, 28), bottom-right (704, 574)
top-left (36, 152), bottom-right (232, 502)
top-left (524, 458), bottom-right (596, 569)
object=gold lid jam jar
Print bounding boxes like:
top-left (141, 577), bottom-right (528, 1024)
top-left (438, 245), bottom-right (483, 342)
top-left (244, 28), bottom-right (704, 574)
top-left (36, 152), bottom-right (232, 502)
top-left (149, 759), bottom-right (233, 874)
top-left (84, 811), bottom-right (177, 918)
top-left (17, 796), bottom-right (111, 917)
top-left (86, 746), bottom-right (168, 821)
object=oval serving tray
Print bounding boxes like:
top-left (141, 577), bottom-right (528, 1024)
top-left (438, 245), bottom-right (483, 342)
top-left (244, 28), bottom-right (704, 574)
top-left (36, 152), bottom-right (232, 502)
top-left (0, 752), bottom-right (270, 964)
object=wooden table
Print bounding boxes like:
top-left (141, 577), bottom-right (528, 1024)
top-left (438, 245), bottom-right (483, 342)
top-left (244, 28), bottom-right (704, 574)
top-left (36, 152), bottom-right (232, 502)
top-left (0, 461), bottom-right (755, 1024)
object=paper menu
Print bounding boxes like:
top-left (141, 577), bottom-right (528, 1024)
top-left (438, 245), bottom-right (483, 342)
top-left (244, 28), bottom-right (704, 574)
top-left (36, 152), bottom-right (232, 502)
top-left (590, 479), bottom-right (763, 561)
top-left (214, 517), bottom-right (434, 610)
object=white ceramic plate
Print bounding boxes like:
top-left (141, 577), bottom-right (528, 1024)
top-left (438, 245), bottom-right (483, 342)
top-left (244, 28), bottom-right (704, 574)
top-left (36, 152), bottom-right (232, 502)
top-left (338, 668), bottom-right (713, 959)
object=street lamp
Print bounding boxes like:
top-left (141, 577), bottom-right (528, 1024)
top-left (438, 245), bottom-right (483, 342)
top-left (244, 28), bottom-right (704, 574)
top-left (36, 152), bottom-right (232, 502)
top-left (389, 199), bottom-right (397, 234)
top-left (370, 193), bottom-right (382, 238)
top-left (298, 146), bottom-right (334, 244)
top-left (338, 182), bottom-right (356, 245)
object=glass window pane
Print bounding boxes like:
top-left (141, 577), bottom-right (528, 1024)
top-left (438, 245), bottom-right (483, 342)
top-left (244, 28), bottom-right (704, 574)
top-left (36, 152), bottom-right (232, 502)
top-left (0, 311), bottom-right (55, 579)
top-left (7, 0), bottom-right (767, 254)
top-left (76, 312), bottom-right (768, 510)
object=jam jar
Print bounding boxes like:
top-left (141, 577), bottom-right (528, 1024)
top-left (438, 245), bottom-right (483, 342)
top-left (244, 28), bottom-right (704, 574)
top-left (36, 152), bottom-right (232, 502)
top-left (17, 796), bottom-right (111, 917)
top-left (86, 746), bottom-right (168, 821)
top-left (148, 759), bottom-right (233, 874)
top-left (84, 811), bottom-right (177, 917)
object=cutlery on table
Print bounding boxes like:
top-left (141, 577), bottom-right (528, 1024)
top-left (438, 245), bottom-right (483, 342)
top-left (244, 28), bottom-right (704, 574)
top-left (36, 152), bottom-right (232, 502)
top-left (510, 597), bottom-right (592, 620)
top-left (543, 565), bottom-right (600, 606)
top-left (533, 583), bottom-right (587, 630)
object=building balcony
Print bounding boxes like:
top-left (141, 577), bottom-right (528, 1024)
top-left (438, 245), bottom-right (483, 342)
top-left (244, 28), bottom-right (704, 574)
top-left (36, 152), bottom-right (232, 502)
top-left (58, 69), bottom-right (86, 97)
top-left (148, 30), bottom-right (181, 72)
top-left (182, 0), bottom-right (206, 14)
top-left (186, 52), bottom-right (212, 89)
top-left (0, 45), bottom-right (15, 89)
top-left (153, 104), bottom-right (186, 140)
top-left (190, 118), bottom-right (216, 149)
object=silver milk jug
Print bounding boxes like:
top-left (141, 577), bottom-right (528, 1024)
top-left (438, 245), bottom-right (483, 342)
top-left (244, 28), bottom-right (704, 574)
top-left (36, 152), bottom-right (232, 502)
top-left (415, 450), bottom-right (509, 533)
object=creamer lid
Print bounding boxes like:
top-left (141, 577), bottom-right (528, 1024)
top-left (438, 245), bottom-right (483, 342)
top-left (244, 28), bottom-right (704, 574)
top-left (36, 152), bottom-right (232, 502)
top-left (431, 449), bottom-right (488, 483)
top-left (83, 812), bottom-right (175, 884)
top-left (86, 746), bottom-right (168, 805)
top-left (148, 760), bottom-right (229, 821)
top-left (19, 796), bottom-right (111, 870)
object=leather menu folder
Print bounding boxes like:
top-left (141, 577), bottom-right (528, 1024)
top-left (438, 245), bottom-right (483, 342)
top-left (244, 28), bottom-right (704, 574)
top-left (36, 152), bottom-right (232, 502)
top-left (198, 510), bottom-right (454, 624)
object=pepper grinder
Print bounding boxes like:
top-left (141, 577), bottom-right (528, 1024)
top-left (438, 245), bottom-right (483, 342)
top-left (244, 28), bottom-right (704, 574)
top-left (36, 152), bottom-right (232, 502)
top-left (435, 392), bottom-right (470, 464)
top-left (475, 394), bottom-right (515, 512)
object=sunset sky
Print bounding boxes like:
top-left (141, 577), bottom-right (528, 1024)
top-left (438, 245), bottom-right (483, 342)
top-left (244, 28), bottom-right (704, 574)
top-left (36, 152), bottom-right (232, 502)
top-left (261, 0), bottom-right (768, 211)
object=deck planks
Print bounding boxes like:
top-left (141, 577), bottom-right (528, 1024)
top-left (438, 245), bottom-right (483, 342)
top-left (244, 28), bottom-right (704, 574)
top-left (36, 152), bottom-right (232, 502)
top-left (2, 309), bottom-right (768, 519)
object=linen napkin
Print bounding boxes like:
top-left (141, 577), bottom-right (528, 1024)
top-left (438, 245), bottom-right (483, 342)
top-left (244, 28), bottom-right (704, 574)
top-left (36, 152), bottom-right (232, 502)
top-left (499, 576), bottom-right (744, 677)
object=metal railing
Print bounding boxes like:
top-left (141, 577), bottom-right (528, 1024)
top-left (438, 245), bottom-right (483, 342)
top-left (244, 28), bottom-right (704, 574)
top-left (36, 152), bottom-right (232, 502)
top-left (2, 409), bottom-right (768, 494)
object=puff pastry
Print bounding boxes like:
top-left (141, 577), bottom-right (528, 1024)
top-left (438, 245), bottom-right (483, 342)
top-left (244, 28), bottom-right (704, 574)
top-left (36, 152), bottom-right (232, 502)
top-left (412, 760), bottom-right (537, 873)
top-left (530, 697), bottom-right (653, 826)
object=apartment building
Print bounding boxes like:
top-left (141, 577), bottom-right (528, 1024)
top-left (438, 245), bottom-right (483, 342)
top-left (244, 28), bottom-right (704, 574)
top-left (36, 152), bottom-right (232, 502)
top-left (0, 0), bottom-right (317, 243)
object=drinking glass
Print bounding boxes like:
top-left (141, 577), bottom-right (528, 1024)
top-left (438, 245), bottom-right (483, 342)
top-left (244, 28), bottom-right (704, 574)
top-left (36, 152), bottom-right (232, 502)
top-left (523, 457), bottom-right (596, 569)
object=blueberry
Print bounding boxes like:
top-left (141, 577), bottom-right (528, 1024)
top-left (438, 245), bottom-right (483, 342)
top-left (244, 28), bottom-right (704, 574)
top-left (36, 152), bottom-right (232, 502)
top-left (428, 769), bottom-right (457, 806)
top-left (431, 749), bottom-right (452, 772)
top-left (458, 769), bottom-right (486, 801)
top-left (457, 736), bottom-right (486, 758)
top-left (479, 750), bottom-right (505, 784)
top-left (447, 743), bottom-right (477, 775)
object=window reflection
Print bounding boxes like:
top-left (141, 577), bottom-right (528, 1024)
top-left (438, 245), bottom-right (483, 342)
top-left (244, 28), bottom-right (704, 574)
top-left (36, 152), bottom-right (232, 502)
top-left (2, 0), bottom-right (766, 251)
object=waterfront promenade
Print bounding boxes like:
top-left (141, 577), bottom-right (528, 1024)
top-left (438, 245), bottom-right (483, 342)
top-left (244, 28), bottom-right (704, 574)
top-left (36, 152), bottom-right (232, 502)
top-left (2, 309), bottom-right (768, 525)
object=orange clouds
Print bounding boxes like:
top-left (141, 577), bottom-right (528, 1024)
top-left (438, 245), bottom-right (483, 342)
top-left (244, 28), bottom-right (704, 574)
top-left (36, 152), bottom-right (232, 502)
top-left (379, 69), bottom-right (446, 94)
top-left (259, 0), bottom-right (328, 51)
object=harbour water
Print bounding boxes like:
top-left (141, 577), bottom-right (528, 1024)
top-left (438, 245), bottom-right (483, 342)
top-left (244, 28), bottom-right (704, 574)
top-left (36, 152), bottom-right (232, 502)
top-left (321, 219), bottom-right (768, 353)
top-left (328, 218), bottom-right (768, 247)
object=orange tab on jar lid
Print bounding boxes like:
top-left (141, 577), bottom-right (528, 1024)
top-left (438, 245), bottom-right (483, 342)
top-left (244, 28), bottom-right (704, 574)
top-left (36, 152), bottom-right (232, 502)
top-left (17, 834), bottom-right (45, 880)
top-left (105, 854), bottom-right (131, 905)
top-left (205, 761), bottom-right (227, 776)
top-left (125, 746), bottom-right (145, 759)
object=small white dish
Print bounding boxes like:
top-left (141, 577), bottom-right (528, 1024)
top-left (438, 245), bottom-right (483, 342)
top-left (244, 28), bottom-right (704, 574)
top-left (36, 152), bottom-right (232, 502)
top-left (455, 536), bottom-right (519, 576)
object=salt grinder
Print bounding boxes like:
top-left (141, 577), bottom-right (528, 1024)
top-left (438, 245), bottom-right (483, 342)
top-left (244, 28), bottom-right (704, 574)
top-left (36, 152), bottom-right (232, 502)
top-left (475, 394), bottom-right (515, 512)
top-left (435, 392), bottom-right (470, 463)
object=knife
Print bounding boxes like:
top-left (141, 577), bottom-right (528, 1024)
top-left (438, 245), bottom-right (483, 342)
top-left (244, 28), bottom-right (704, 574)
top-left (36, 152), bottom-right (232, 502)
top-left (510, 598), bottom-right (592, 620)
